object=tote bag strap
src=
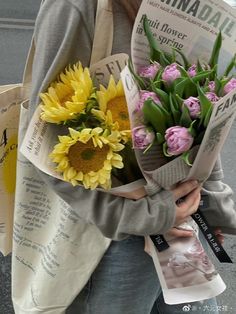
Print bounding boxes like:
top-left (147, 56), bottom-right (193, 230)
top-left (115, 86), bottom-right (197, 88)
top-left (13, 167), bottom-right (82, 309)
top-left (23, 0), bottom-right (113, 86)
top-left (22, 0), bottom-right (45, 87)
top-left (22, 39), bottom-right (35, 87)
top-left (90, 0), bottom-right (113, 66)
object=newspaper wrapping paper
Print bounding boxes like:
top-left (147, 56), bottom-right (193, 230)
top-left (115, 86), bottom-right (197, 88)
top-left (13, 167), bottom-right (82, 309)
top-left (120, 0), bottom-right (236, 305)
top-left (20, 53), bottom-right (146, 198)
top-left (145, 229), bottom-right (226, 305)
top-left (0, 85), bottom-right (28, 256)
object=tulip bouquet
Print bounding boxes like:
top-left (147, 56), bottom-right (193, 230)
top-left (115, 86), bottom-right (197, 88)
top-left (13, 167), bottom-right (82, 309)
top-left (39, 63), bottom-right (142, 190)
top-left (129, 15), bottom-right (236, 166)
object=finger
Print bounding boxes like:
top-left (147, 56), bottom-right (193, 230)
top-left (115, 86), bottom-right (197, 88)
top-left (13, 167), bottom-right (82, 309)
top-left (178, 187), bottom-right (201, 213)
top-left (216, 234), bottom-right (224, 244)
top-left (214, 228), bottom-right (222, 234)
top-left (167, 228), bottom-right (193, 238)
top-left (173, 180), bottom-right (199, 201)
top-left (183, 186), bottom-right (201, 203)
top-left (174, 190), bottom-right (201, 225)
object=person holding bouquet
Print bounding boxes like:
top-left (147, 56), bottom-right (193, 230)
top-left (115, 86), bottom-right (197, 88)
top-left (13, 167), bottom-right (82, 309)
top-left (25, 0), bottom-right (235, 313)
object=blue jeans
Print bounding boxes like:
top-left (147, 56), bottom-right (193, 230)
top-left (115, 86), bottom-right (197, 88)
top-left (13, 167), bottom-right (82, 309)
top-left (66, 236), bottom-right (218, 314)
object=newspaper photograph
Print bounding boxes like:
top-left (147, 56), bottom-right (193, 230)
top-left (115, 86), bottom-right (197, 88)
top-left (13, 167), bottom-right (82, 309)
top-left (145, 229), bottom-right (226, 305)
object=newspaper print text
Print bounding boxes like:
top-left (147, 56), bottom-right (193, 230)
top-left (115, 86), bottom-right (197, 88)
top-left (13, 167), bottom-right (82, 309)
top-left (157, 0), bottom-right (236, 37)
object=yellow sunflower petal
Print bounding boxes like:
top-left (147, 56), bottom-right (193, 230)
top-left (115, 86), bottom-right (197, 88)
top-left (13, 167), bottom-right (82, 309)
top-left (40, 62), bottom-right (94, 123)
top-left (50, 128), bottom-right (124, 190)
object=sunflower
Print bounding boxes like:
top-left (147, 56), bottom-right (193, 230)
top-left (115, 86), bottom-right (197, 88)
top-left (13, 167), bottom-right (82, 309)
top-left (50, 127), bottom-right (124, 189)
top-left (40, 62), bottom-right (94, 124)
top-left (92, 76), bottom-right (131, 142)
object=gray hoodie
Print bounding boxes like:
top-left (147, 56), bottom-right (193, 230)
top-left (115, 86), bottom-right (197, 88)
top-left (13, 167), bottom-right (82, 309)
top-left (29, 0), bottom-right (236, 240)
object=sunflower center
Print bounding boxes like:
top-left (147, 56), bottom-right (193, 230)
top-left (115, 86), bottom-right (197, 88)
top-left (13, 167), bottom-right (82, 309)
top-left (107, 96), bottom-right (130, 131)
top-left (60, 92), bottom-right (74, 106)
top-left (68, 140), bottom-right (109, 173)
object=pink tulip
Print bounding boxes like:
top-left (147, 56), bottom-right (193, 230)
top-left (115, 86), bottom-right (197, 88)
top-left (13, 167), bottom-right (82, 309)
top-left (132, 125), bottom-right (155, 150)
top-left (165, 126), bottom-right (194, 156)
top-left (138, 62), bottom-right (160, 80)
top-left (208, 81), bottom-right (216, 93)
top-left (205, 92), bottom-right (220, 103)
top-left (223, 78), bottom-right (236, 94)
top-left (162, 63), bottom-right (181, 85)
top-left (136, 90), bottom-right (161, 112)
top-left (187, 64), bottom-right (197, 77)
top-left (183, 97), bottom-right (201, 118)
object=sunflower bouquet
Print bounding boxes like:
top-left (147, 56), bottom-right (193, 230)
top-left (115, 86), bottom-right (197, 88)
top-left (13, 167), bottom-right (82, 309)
top-left (128, 15), bottom-right (236, 168)
top-left (40, 62), bottom-right (142, 190)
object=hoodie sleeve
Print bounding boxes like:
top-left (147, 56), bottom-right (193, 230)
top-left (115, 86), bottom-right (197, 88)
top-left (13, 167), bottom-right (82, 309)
top-left (201, 157), bottom-right (236, 235)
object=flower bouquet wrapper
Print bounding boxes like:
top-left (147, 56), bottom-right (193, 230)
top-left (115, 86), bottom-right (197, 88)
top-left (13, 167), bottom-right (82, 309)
top-left (120, 0), bottom-right (236, 304)
top-left (19, 106), bottom-right (147, 199)
top-left (124, 0), bottom-right (236, 189)
top-left (144, 222), bottom-right (226, 305)
top-left (20, 53), bottom-right (148, 200)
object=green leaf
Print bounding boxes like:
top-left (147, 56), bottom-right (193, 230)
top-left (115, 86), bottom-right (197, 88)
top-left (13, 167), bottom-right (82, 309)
top-left (171, 49), bottom-right (177, 63)
top-left (174, 77), bottom-right (189, 97)
top-left (180, 105), bottom-right (193, 128)
top-left (223, 54), bottom-right (236, 77)
top-left (185, 81), bottom-right (198, 98)
top-left (203, 106), bottom-right (213, 128)
top-left (128, 59), bottom-right (146, 90)
top-left (143, 15), bottom-right (169, 66)
top-left (173, 48), bottom-right (190, 69)
top-left (192, 70), bottom-right (213, 83)
top-left (174, 77), bottom-right (197, 98)
top-left (182, 151), bottom-right (193, 166)
top-left (188, 120), bottom-right (197, 137)
top-left (177, 65), bottom-right (189, 78)
top-left (158, 103), bottom-right (174, 127)
top-left (143, 142), bottom-right (154, 154)
top-left (151, 68), bottom-right (163, 89)
top-left (174, 93), bottom-right (184, 107)
top-left (197, 84), bottom-right (213, 126)
top-left (156, 132), bottom-right (165, 144)
top-left (151, 82), bottom-right (170, 108)
top-left (159, 52), bottom-right (171, 67)
top-left (218, 76), bottom-right (233, 96)
top-left (164, 51), bottom-right (174, 64)
top-left (169, 93), bottom-right (181, 124)
top-left (152, 65), bottom-right (163, 83)
top-left (215, 78), bottom-right (221, 93)
top-left (214, 77), bottom-right (222, 95)
top-left (163, 142), bottom-right (172, 157)
top-left (143, 99), bottom-right (167, 135)
top-left (208, 32), bottom-right (222, 68)
top-left (197, 60), bottom-right (204, 72)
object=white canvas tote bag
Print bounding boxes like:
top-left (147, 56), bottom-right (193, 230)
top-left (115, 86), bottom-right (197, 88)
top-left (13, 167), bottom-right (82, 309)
top-left (12, 1), bottom-right (114, 313)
